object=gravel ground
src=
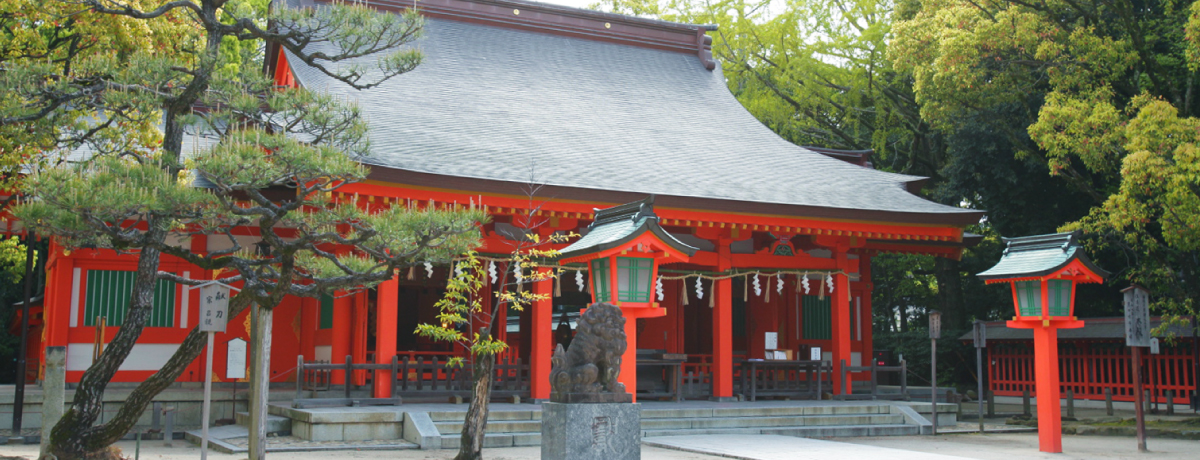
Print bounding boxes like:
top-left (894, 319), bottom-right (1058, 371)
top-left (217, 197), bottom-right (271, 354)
top-left (0, 442), bottom-right (724, 460)
top-left (845, 432), bottom-right (1200, 460)
top-left (4, 432), bottom-right (1196, 459)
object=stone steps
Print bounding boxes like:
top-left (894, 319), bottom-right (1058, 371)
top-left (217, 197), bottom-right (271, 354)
top-left (641, 413), bottom-right (905, 430)
top-left (429, 411), bottom-right (542, 449)
top-left (234, 411), bottom-right (292, 435)
top-left (428, 403), bottom-right (922, 448)
top-left (641, 423), bottom-right (920, 438)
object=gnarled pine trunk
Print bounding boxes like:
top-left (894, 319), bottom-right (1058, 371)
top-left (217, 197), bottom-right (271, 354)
top-left (455, 352), bottom-right (495, 460)
top-left (46, 228), bottom-right (164, 460)
top-left (44, 272), bottom-right (252, 460)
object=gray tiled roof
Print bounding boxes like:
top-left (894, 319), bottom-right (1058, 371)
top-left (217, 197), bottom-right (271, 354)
top-left (977, 231), bottom-right (1109, 280)
top-left (285, 13), bottom-right (981, 222)
top-left (559, 197), bottom-right (698, 260)
top-left (957, 317), bottom-right (1195, 341)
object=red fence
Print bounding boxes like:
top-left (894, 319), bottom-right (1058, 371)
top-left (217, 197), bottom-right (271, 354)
top-left (989, 341), bottom-right (1196, 403)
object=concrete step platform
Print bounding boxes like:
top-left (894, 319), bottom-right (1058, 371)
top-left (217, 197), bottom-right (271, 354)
top-left (434, 419), bottom-right (542, 434)
top-left (642, 423), bottom-right (920, 438)
top-left (428, 410), bottom-right (539, 422)
top-left (641, 403), bottom-right (890, 419)
top-left (234, 412), bottom-right (292, 435)
top-left (436, 431), bottom-right (542, 449)
top-left (184, 424), bottom-right (418, 453)
top-left (641, 413), bottom-right (906, 430)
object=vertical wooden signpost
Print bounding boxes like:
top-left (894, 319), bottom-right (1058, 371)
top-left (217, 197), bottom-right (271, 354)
top-left (974, 320), bottom-right (987, 433)
top-left (196, 281), bottom-right (237, 460)
top-left (1123, 285), bottom-right (1150, 453)
top-left (929, 310), bottom-right (941, 435)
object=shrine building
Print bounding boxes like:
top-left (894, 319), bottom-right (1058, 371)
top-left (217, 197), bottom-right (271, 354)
top-left (5, 0), bottom-right (983, 402)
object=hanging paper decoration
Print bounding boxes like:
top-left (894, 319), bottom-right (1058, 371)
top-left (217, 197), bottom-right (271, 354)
top-left (655, 276), bottom-right (664, 301)
top-left (801, 272), bottom-right (810, 294)
top-left (424, 261), bottom-right (434, 278)
top-left (826, 273), bottom-right (835, 293)
top-left (777, 275), bottom-right (785, 294)
top-left (453, 262), bottom-right (463, 278)
top-left (695, 277), bottom-right (704, 300)
top-left (575, 270), bottom-right (585, 292)
top-left (513, 263), bottom-right (523, 287)
top-left (488, 261), bottom-right (498, 284)
top-left (752, 274), bottom-right (762, 297)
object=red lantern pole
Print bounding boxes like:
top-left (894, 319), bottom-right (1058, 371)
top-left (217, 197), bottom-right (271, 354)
top-left (1032, 325), bottom-right (1063, 452)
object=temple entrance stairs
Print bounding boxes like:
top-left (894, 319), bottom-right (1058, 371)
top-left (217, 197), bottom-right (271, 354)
top-left (639, 403), bottom-right (923, 438)
top-left (428, 401), bottom-right (931, 448)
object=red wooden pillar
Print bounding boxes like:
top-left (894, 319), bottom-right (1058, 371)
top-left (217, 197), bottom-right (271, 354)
top-left (1033, 326), bottom-right (1064, 452)
top-left (330, 292), bottom-right (352, 385)
top-left (712, 238), bottom-right (734, 400)
top-left (374, 275), bottom-right (400, 398)
top-left (622, 312), bottom-right (639, 402)
top-left (859, 256), bottom-right (874, 373)
top-left (42, 242), bottom-right (72, 376)
top-left (530, 267), bottom-right (553, 400)
top-left (352, 291), bottom-right (369, 385)
top-left (299, 297), bottom-right (317, 362)
top-left (831, 264), bottom-right (852, 395)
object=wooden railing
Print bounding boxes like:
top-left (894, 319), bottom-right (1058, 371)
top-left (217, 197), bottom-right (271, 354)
top-left (636, 359), bottom-right (684, 402)
top-left (738, 360), bottom-right (832, 401)
top-left (989, 342), bottom-right (1196, 403)
top-left (834, 359), bottom-right (908, 401)
top-left (294, 354), bottom-right (530, 407)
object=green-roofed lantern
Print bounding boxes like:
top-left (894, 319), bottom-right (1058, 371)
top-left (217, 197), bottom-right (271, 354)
top-left (557, 196), bottom-right (698, 399)
top-left (978, 231), bottom-right (1108, 324)
top-left (977, 231), bottom-right (1108, 454)
top-left (559, 196), bottom-right (698, 309)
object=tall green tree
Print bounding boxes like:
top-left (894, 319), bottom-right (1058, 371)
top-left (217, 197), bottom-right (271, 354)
top-left (594, 0), bottom-right (1038, 328)
top-left (891, 0), bottom-right (1199, 318)
top-left (4, 1), bottom-right (442, 459)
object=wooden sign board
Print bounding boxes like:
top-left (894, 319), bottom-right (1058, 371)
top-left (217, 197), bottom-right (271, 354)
top-left (199, 284), bottom-right (230, 333)
top-left (973, 321), bottom-right (987, 348)
top-left (929, 312), bottom-right (941, 339)
top-left (1124, 286), bottom-right (1151, 347)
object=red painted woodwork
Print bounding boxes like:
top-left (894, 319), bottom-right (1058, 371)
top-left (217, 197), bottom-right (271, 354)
top-left (352, 291), bottom-right (370, 386)
top-left (713, 238), bottom-right (734, 399)
top-left (530, 268), bottom-right (553, 400)
top-left (330, 293), bottom-right (352, 385)
top-left (1032, 326), bottom-right (1064, 452)
top-left (374, 275), bottom-right (400, 398)
top-left (988, 341), bottom-right (1196, 404)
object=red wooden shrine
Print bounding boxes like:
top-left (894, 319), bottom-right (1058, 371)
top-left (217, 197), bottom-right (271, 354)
top-left (1, 0), bottom-right (984, 403)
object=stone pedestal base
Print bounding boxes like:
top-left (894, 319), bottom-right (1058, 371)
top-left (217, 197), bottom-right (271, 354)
top-left (541, 402), bottom-right (640, 460)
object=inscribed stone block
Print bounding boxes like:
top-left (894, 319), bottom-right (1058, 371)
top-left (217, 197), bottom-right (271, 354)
top-left (541, 402), bottom-right (640, 460)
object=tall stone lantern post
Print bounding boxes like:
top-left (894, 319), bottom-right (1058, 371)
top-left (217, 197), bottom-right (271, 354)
top-left (978, 231), bottom-right (1107, 453)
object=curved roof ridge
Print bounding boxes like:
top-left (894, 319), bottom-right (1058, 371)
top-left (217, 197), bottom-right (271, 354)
top-left (281, 6), bottom-right (984, 225)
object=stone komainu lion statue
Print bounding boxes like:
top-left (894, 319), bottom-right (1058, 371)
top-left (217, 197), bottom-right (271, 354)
top-left (549, 302), bottom-right (627, 396)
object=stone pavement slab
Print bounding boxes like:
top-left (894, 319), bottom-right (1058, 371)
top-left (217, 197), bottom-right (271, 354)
top-left (643, 434), bottom-right (974, 460)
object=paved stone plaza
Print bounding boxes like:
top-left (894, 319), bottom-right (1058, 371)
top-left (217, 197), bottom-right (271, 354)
top-left (6, 431), bottom-right (1200, 459)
